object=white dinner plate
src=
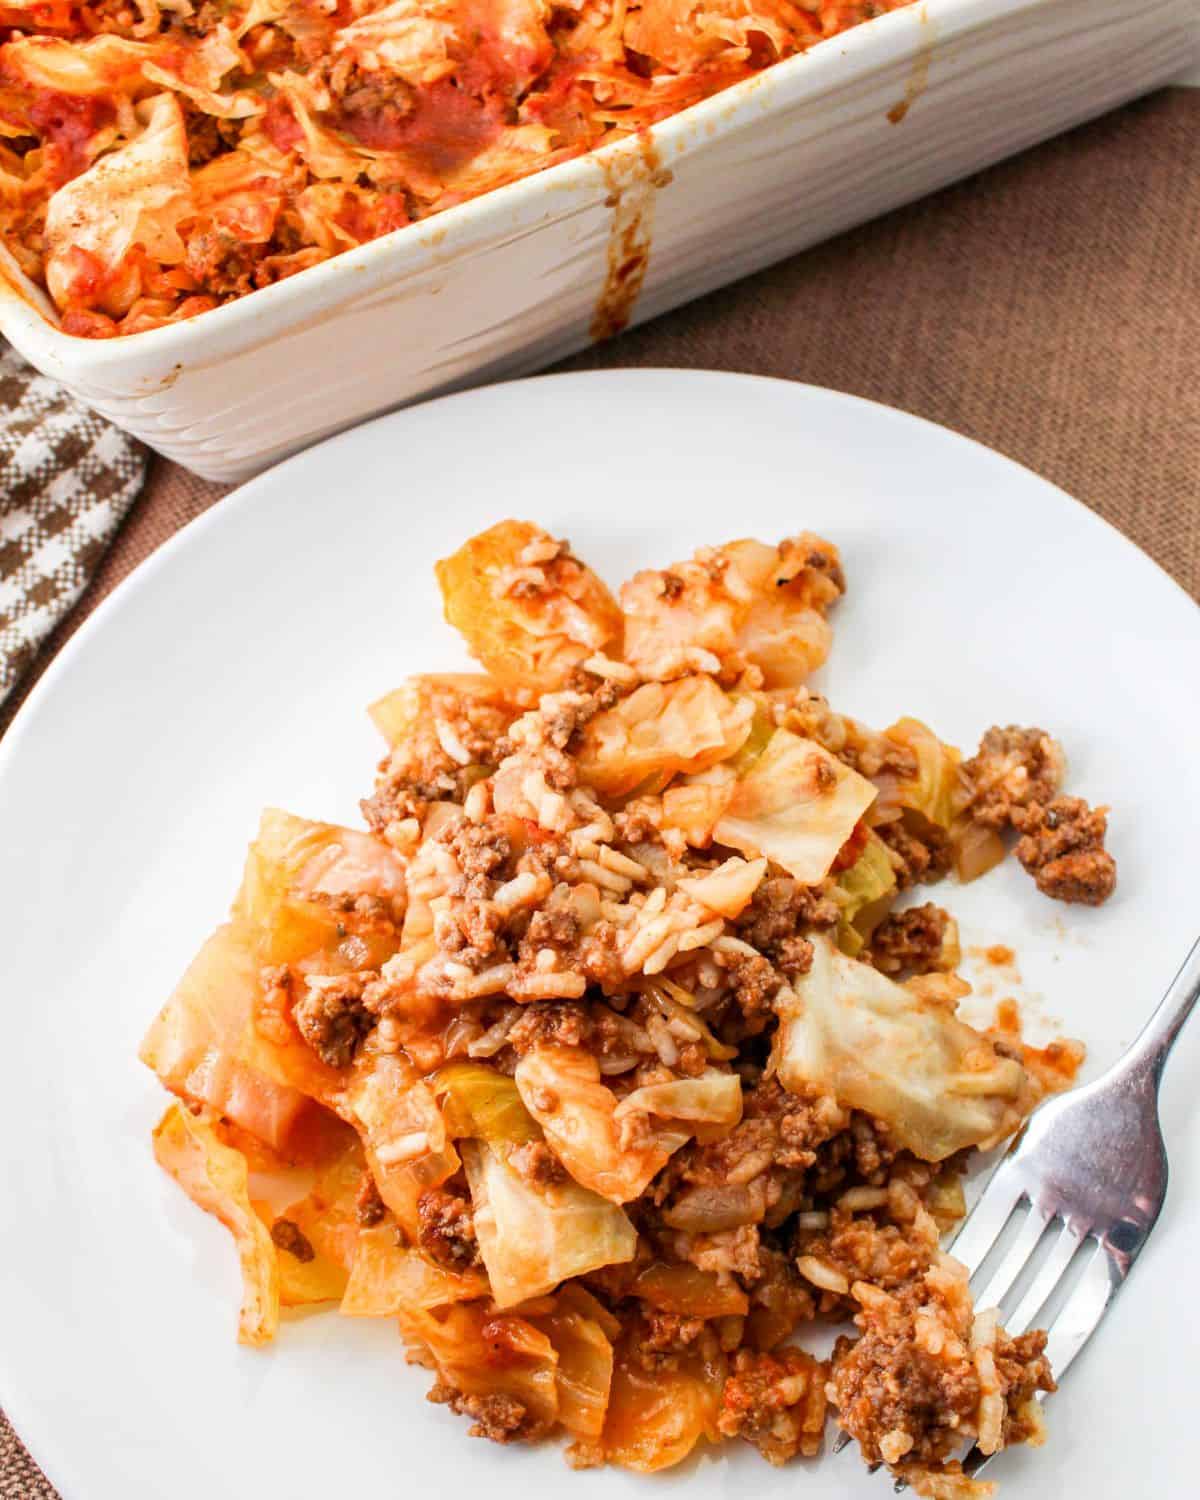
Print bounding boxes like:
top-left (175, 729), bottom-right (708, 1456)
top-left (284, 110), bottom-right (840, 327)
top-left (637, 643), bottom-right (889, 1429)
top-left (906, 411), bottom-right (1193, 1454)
top-left (2, 370), bottom-right (1198, 1500)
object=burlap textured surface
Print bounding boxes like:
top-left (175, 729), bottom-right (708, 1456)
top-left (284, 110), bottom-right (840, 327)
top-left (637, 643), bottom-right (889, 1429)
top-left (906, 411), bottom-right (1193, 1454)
top-left (2, 85), bottom-right (1197, 1494)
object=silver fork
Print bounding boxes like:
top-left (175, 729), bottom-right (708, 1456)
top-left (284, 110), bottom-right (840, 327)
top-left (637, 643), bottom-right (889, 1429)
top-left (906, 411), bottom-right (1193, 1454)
top-left (834, 935), bottom-right (1200, 1487)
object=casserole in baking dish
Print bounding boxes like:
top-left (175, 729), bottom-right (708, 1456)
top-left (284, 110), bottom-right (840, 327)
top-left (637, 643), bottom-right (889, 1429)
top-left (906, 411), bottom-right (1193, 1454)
top-left (0, 0), bottom-right (1195, 478)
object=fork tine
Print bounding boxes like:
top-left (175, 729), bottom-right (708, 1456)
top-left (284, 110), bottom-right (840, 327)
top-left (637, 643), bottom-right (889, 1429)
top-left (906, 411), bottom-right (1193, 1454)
top-left (969, 1201), bottom-right (1047, 1312)
top-left (1038, 1241), bottom-right (1117, 1383)
top-left (1004, 1220), bottom-right (1088, 1336)
top-left (943, 1160), bottom-right (1026, 1274)
top-left (961, 1243), bottom-right (1114, 1485)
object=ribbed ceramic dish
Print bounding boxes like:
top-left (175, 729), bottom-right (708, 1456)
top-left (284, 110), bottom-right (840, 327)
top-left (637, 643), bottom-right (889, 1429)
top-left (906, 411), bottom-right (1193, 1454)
top-left (0, 0), bottom-right (1196, 480)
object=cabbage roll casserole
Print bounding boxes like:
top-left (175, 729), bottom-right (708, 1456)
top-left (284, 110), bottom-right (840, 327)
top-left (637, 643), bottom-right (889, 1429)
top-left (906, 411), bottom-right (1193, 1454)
top-left (140, 521), bottom-right (1117, 1497)
top-left (0, 0), bottom-right (916, 336)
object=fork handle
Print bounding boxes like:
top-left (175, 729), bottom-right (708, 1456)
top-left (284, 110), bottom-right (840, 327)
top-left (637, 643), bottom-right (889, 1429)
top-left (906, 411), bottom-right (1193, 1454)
top-left (1121, 935), bottom-right (1200, 1084)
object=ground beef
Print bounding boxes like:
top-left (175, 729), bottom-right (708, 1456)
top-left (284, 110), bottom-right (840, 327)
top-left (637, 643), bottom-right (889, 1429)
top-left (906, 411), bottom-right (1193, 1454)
top-left (175, 0), bottom-right (225, 35)
top-left (439, 818), bottom-right (514, 880)
top-left (877, 817), bottom-right (953, 890)
top-left (184, 110), bottom-right (242, 166)
top-left (830, 1304), bottom-right (981, 1468)
top-left (320, 57), bottom-right (417, 131)
top-left (576, 922), bottom-right (626, 991)
top-left (518, 904), bottom-right (581, 962)
top-left (829, 1271), bottom-right (1055, 1476)
top-left (994, 1328), bottom-right (1056, 1443)
top-left (867, 903), bottom-right (954, 977)
top-left (505, 1000), bottom-right (590, 1054)
top-left (718, 1347), bottom-right (828, 1464)
top-left (744, 1246), bottom-right (817, 1351)
top-left (612, 801), bottom-right (662, 842)
top-left (719, 951), bottom-right (783, 1031)
top-left (270, 1217), bottom-right (315, 1262)
top-left (508, 1139), bottom-right (567, 1186)
top-left (183, 225), bottom-right (269, 298)
top-left (962, 725), bottom-right (1065, 830)
top-left (654, 1079), bottom-right (843, 1238)
top-left (805, 1114), bottom-right (902, 1198)
top-left (292, 974), bottom-right (375, 1068)
top-left (438, 885), bottom-right (508, 962)
top-left (427, 1384), bottom-right (531, 1442)
top-left (1013, 796), bottom-right (1116, 905)
top-left (799, 1204), bottom-right (934, 1294)
top-left (542, 684), bottom-right (619, 750)
top-left (626, 1310), bottom-right (710, 1370)
top-left (416, 1185), bottom-right (480, 1269)
top-left (736, 875), bottom-right (839, 957)
top-left (355, 1172), bottom-right (386, 1227)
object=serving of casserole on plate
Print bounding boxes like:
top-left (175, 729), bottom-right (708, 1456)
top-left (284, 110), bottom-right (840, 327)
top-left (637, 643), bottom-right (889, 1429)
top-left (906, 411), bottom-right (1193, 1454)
top-left (1, 0), bottom-right (1196, 477)
top-left (139, 510), bottom-right (1117, 1493)
top-left (2, 374), bottom-right (1199, 1500)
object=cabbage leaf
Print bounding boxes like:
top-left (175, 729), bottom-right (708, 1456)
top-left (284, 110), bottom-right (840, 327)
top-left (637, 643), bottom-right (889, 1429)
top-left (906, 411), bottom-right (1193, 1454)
top-left (153, 1103), bottom-right (280, 1346)
top-left (713, 729), bottom-right (877, 883)
top-left (434, 1063), bottom-right (636, 1305)
top-left (771, 936), bottom-right (1034, 1161)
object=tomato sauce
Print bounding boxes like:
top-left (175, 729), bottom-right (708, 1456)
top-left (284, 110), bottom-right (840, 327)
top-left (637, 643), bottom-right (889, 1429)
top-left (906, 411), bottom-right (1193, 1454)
top-left (28, 89), bottom-right (112, 182)
top-left (342, 81), bottom-right (504, 177)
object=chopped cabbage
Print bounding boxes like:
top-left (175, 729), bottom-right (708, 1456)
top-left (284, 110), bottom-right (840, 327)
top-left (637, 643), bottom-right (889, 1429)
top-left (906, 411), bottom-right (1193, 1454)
top-left (434, 1061), bottom-right (541, 1149)
top-left (398, 1302), bottom-right (560, 1434)
top-left (462, 1138), bottom-right (636, 1308)
top-left (514, 1046), bottom-right (680, 1202)
top-left (1, 34), bottom-right (155, 97)
top-left (713, 729), bottom-right (877, 883)
top-left (613, 1071), bottom-right (743, 1127)
top-left (341, 1224), bottom-right (487, 1314)
top-left (884, 717), bottom-right (966, 831)
top-left (436, 520), bottom-right (623, 693)
top-left (344, 1059), bottom-right (459, 1236)
top-left (619, 535), bottom-right (842, 687)
top-left (831, 828), bottom-right (897, 956)
top-left (576, 677), bottom-right (754, 797)
top-left (152, 1103), bottom-right (280, 1346)
top-left (772, 937), bottom-right (1034, 1161)
top-left (631, 1263), bottom-right (749, 1318)
top-left (138, 923), bottom-right (316, 1151)
top-left (45, 93), bottom-right (193, 309)
top-left (535, 1296), bottom-right (615, 1441)
top-left (602, 1334), bottom-right (723, 1471)
top-left (677, 854), bottom-right (767, 918)
top-left (331, 0), bottom-right (461, 89)
top-left (234, 807), bottom-right (405, 969)
top-left (368, 673), bottom-right (514, 753)
top-left (263, 1141), bottom-right (366, 1305)
top-left (434, 1063), bottom-right (637, 1305)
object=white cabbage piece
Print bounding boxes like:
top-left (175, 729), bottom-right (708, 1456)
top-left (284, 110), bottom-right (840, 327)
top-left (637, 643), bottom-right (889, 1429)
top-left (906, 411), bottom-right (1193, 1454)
top-left (44, 92), bottom-right (193, 307)
top-left (461, 1139), bottom-right (636, 1308)
top-left (514, 1047), bottom-right (741, 1204)
top-left (772, 936), bottom-right (1034, 1161)
top-left (1, 34), bottom-right (155, 96)
top-left (713, 729), bottom-right (876, 884)
top-left (332, 0), bottom-right (461, 88)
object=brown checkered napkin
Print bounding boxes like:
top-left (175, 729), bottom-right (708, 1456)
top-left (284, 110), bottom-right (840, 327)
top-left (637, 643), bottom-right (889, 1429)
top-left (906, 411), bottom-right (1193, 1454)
top-left (0, 342), bottom-right (145, 706)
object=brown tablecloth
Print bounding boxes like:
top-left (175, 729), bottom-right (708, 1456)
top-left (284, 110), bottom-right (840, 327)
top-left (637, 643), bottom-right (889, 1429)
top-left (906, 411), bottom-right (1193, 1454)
top-left (3, 83), bottom-right (1198, 1495)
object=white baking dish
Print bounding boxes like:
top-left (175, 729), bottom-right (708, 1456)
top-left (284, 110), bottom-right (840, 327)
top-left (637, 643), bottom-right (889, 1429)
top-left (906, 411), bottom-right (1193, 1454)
top-left (1, 0), bottom-right (1195, 481)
